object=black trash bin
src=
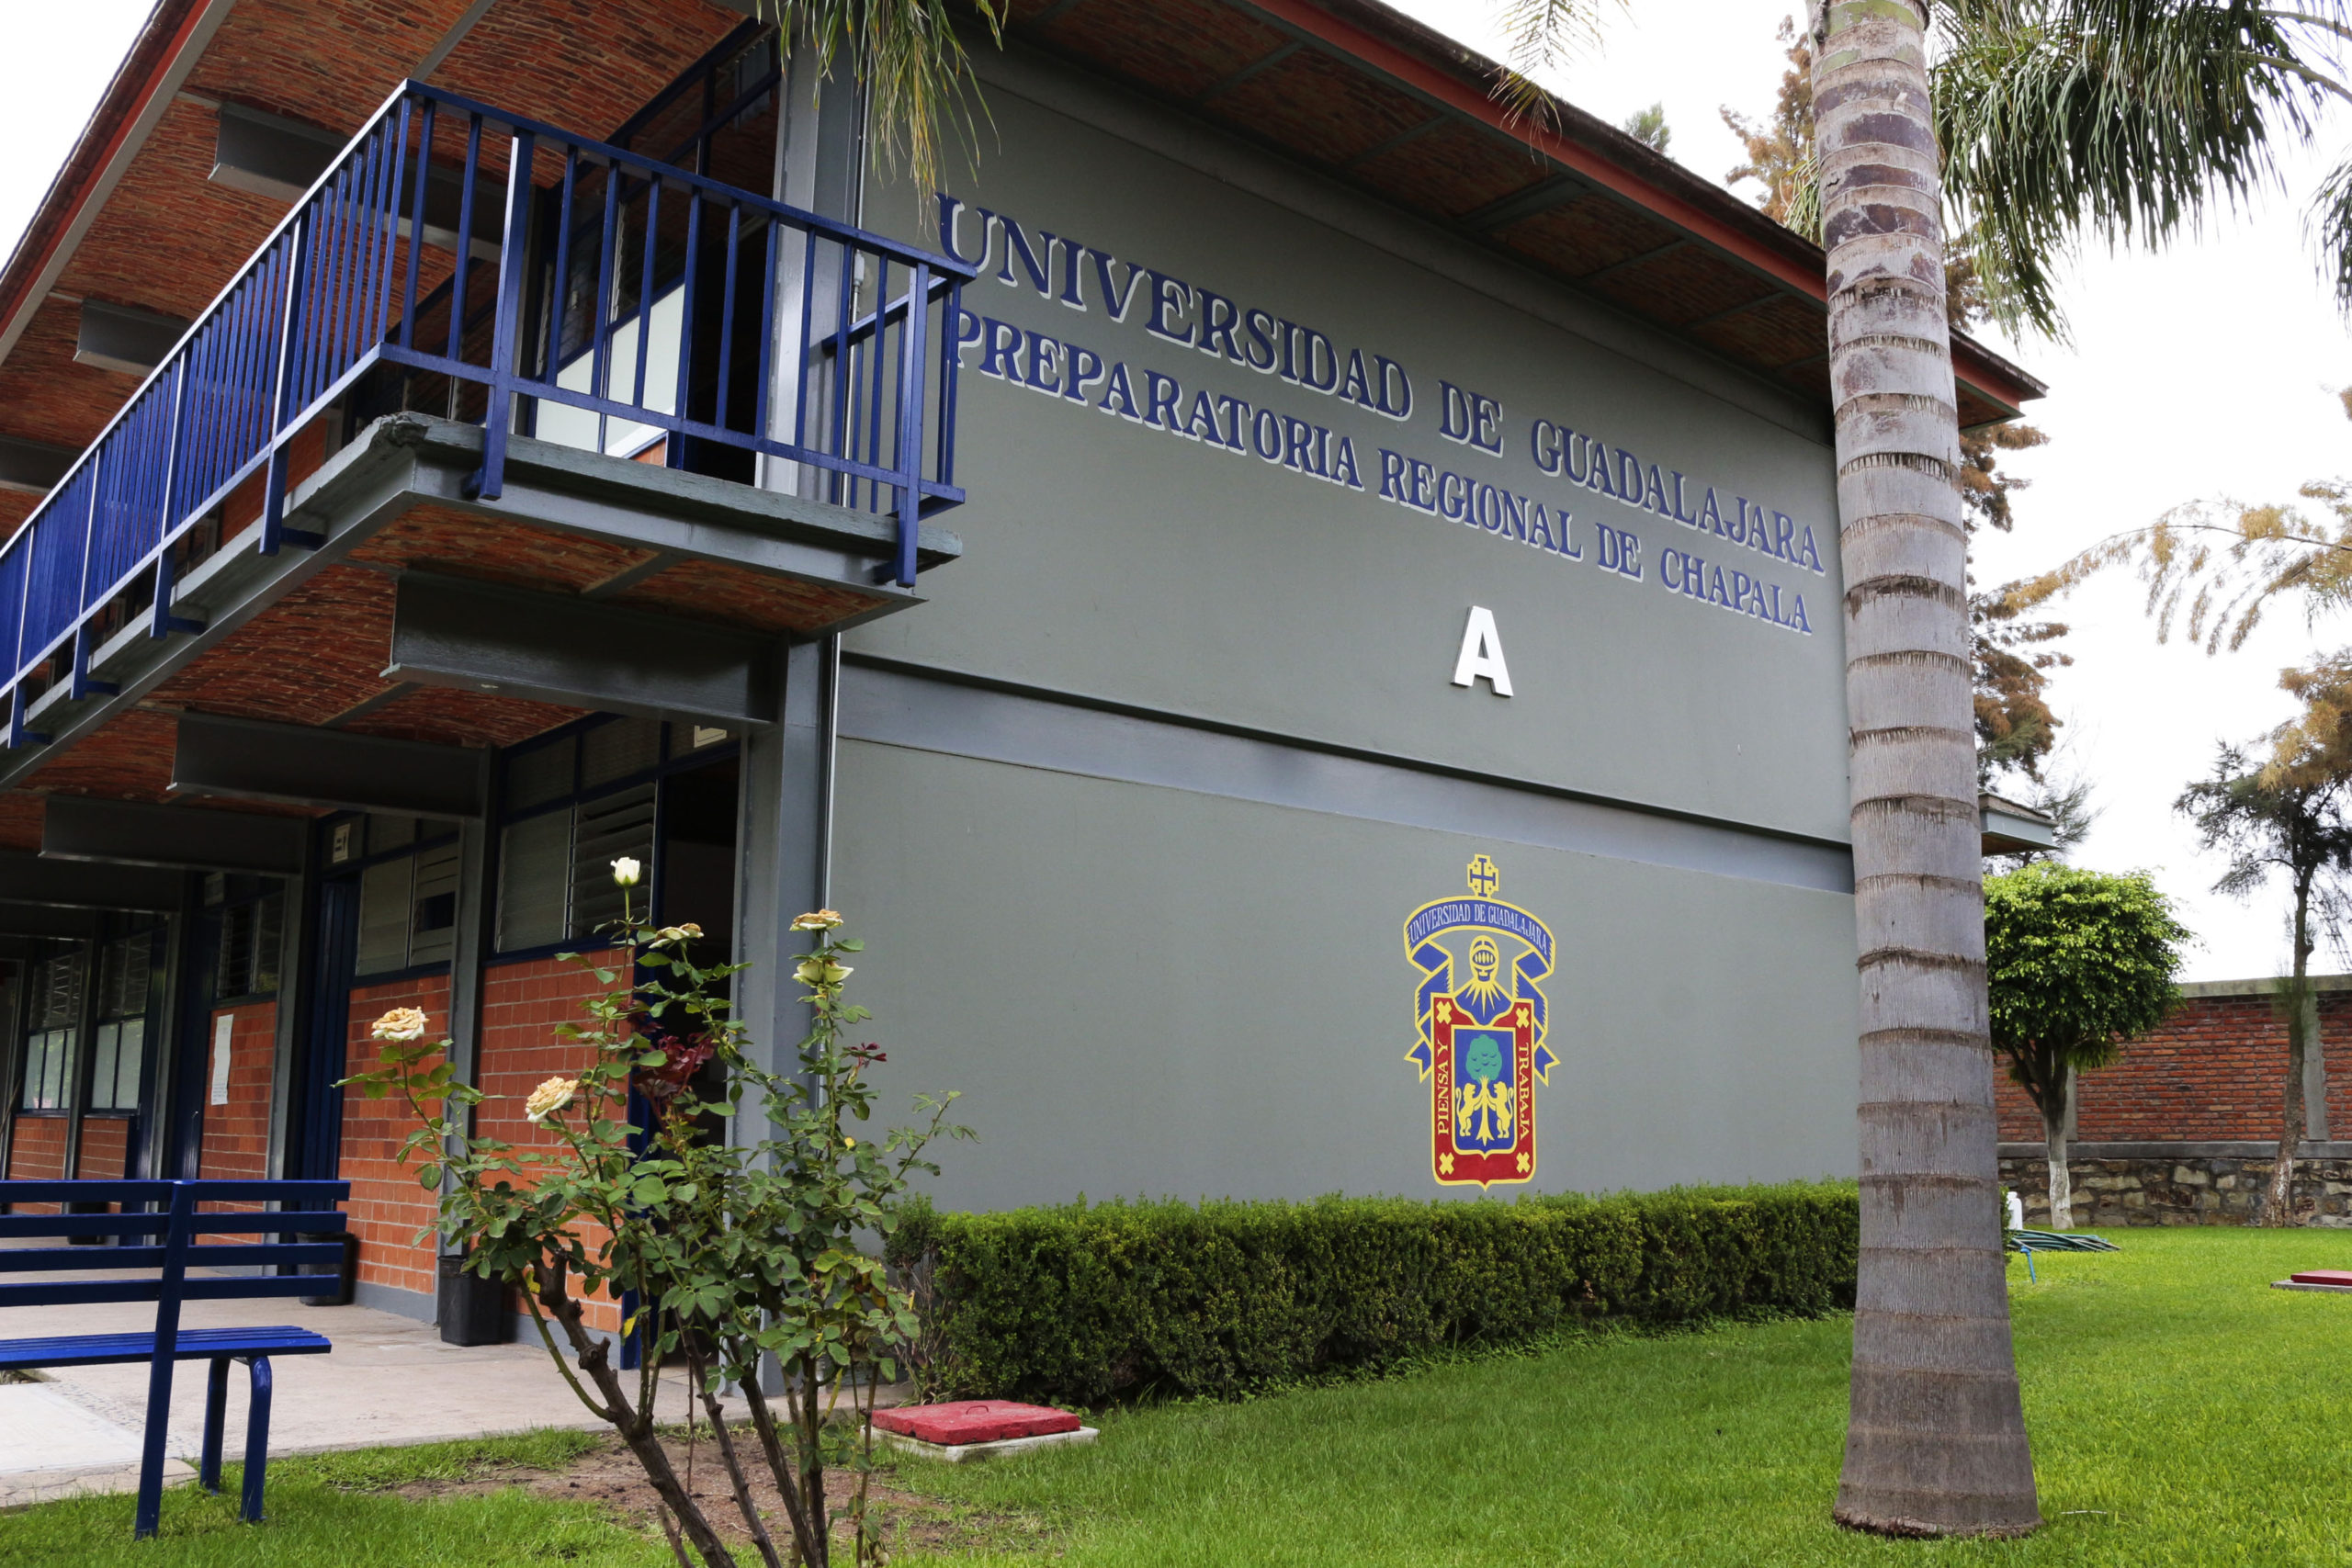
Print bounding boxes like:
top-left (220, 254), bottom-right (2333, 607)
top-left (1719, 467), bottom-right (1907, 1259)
top-left (436, 1253), bottom-right (507, 1346)
top-left (298, 1232), bottom-right (361, 1306)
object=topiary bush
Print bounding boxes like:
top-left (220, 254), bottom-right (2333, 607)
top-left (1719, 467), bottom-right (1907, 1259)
top-left (886, 1181), bottom-right (1858, 1404)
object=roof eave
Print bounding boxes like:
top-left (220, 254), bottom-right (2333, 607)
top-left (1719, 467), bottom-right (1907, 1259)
top-left (0, 0), bottom-right (216, 369)
top-left (1242, 0), bottom-right (2043, 417)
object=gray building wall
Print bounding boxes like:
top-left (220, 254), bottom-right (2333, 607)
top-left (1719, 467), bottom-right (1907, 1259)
top-left (827, 47), bottom-right (1859, 1207)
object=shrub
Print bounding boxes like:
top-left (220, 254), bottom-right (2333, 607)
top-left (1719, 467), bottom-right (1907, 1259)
top-left (887, 1180), bottom-right (1858, 1404)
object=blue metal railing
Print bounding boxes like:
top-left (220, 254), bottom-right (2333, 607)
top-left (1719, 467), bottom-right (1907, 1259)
top-left (0, 79), bottom-right (975, 747)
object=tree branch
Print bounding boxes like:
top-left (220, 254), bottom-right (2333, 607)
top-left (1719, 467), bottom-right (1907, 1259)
top-left (537, 1260), bottom-right (742, 1568)
top-left (739, 1367), bottom-right (828, 1568)
top-left (684, 1339), bottom-right (786, 1568)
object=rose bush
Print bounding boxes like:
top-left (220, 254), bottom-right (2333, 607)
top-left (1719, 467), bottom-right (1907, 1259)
top-left (343, 864), bottom-right (963, 1568)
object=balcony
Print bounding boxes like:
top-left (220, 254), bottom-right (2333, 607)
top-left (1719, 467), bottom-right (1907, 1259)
top-left (0, 79), bottom-right (976, 750)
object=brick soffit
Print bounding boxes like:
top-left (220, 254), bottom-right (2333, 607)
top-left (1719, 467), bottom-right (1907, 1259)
top-left (0, 0), bottom-right (230, 371)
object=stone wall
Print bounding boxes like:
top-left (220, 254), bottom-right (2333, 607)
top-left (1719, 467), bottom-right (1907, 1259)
top-left (2000, 1143), bottom-right (2352, 1228)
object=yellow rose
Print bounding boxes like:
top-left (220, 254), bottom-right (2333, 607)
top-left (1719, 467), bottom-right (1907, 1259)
top-left (371, 1007), bottom-right (430, 1042)
top-left (789, 909), bottom-right (844, 931)
top-left (793, 957), bottom-right (853, 987)
top-left (524, 1077), bottom-right (579, 1124)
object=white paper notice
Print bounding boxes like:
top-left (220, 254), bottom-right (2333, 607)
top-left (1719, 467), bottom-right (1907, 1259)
top-left (209, 1014), bottom-right (234, 1106)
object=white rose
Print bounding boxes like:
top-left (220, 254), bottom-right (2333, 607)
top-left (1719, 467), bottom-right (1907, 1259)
top-left (371, 1006), bottom-right (430, 1042)
top-left (524, 1077), bottom-right (579, 1124)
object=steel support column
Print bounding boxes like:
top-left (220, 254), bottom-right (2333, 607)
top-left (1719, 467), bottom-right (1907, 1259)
top-left (263, 839), bottom-right (311, 1184)
top-left (140, 879), bottom-right (200, 1184)
top-left (734, 637), bottom-right (835, 1089)
top-left (439, 756), bottom-right (496, 1258)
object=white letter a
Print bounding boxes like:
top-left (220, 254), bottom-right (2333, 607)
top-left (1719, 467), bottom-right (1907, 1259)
top-left (1451, 605), bottom-right (1513, 696)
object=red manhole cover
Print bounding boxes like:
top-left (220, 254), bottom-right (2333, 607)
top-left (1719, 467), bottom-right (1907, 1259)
top-left (872, 1401), bottom-right (1082, 1446)
top-left (2290, 1269), bottom-right (2352, 1287)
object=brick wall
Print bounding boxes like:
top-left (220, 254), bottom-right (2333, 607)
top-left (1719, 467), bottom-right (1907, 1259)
top-left (1995, 987), bottom-right (2352, 1144)
top-left (476, 951), bottom-right (629, 1331)
top-left (198, 1001), bottom-right (278, 1185)
top-left (5, 1115), bottom-right (69, 1206)
top-left (74, 1115), bottom-right (130, 1179)
top-left (340, 973), bottom-right (454, 1303)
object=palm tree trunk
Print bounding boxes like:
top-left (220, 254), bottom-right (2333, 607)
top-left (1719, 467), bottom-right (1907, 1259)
top-left (1811, 0), bottom-right (2041, 1537)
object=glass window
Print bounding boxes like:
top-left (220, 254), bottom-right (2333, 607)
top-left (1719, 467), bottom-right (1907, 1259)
top-left (409, 840), bottom-right (461, 968)
top-left (492, 717), bottom-right (735, 955)
top-left (570, 784), bottom-right (656, 937)
top-left (355, 857), bottom-right (415, 976)
top-left (86, 932), bottom-right (153, 1111)
top-left (18, 953), bottom-right (82, 1111)
top-left (216, 889), bottom-right (284, 1000)
top-left (582, 717), bottom-right (662, 789)
top-left (345, 820), bottom-right (466, 977)
top-left (498, 809), bottom-right (572, 951)
top-left (504, 736), bottom-right (576, 813)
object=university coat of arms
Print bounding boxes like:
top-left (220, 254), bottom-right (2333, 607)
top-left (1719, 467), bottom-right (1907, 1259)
top-left (1401, 855), bottom-right (1556, 1188)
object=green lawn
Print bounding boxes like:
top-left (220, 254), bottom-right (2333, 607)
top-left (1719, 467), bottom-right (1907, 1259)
top-left (5, 1228), bottom-right (2347, 1566)
top-left (0, 1430), bottom-right (645, 1568)
top-left (888, 1226), bottom-right (2352, 1567)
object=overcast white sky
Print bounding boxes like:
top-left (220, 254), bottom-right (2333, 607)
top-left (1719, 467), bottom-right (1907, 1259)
top-left (7, 2), bottom-right (2350, 980)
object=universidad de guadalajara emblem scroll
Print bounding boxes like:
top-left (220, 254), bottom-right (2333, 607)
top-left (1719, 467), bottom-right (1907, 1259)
top-left (1402, 854), bottom-right (1556, 1188)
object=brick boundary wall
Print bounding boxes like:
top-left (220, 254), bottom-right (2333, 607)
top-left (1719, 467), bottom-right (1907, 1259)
top-left (1994, 973), bottom-right (2352, 1232)
top-left (1995, 977), bottom-right (2352, 1145)
top-left (1996, 976), bottom-right (2352, 1228)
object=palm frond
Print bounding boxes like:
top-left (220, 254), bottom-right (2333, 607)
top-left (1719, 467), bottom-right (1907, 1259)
top-left (2310, 153), bottom-right (2352, 309)
top-left (1491, 0), bottom-right (1621, 130)
top-left (760, 0), bottom-right (1002, 193)
top-left (1935, 0), bottom-right (2335, 339)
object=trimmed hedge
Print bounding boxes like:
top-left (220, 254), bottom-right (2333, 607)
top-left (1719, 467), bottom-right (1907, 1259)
top-left (886, 1181), bottom-right (1859, 1404)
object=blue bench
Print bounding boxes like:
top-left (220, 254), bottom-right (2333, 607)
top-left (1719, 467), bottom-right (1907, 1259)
top-left (0, 1179), bottom-right (351, 1537)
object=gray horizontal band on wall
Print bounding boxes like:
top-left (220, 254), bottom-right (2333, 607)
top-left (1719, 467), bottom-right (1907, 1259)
top-left (838, 662), bottom-right (1854, 895)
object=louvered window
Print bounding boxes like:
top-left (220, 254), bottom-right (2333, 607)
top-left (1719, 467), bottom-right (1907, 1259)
top-left (492, 716), bottom-right (729, 954)
top-left (336, 816), bottom-right (465, 978)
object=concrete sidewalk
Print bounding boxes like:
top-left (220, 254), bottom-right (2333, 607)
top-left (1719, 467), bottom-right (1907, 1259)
top-left (0, 1272), bottom-right (752, 1507)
